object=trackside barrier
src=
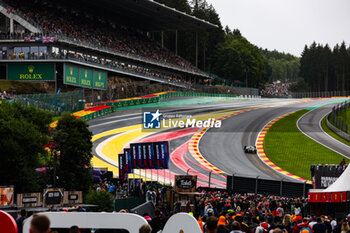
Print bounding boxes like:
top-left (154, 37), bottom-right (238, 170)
top-left (327, 101), bottom-right (350, 141)
top-left (226, 175), bottom-right (311, 197)
top-left (22, 212), bottom-right (201, 233)
top-left (158, 91), bottom-right (237, 100)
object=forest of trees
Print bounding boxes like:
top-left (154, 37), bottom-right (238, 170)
top-left (261, 49), bottom-right (300, 83)
top-left (299, 42), bottom-right (350, 93)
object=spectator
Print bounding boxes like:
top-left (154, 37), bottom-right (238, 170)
top-left (150, 209), bottom-right (164, 233)
top-left (16, 209), bottom-right (27, 233)
top-left (69, 226), bottom-right (80, 233)
top-left (282, 214), bottom-right (292, 233)
top-left (30, 215), bottom-right (51, 233)
top-left (207, 216), bottom-right (219, 233)
top-left (334, 218), bottom-right (344, 233)
top-left (292, 217), bottom-right (312, 233)
top-left (231, 221), bottom-right (243, 233)
top-left (341, 222), bottom-right (349, 233)
top-left (217, 216), bottom-right (230, 233)
top-left (312, 218), bottom-right (327, 233)
top-left (139, 224), bottom-right (152, 233)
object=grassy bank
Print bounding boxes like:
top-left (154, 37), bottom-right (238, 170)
top-left (264, 110), bottom-right (348, 180)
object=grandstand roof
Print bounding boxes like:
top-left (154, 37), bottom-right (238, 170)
top-left (65, 0), bottom-right (218, 31)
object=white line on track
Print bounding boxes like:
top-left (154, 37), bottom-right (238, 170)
top-left (296, 106), bottom-right (350, 158)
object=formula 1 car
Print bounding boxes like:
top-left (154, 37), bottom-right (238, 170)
top-left (244, 145), bottom-right (257, 154)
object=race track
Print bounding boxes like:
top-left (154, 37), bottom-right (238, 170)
top-left (297, 99), bottom-right (350, 158)
top-left (89, 97), bottom-right (350, 188)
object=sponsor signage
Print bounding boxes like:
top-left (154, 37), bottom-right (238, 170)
top-left (79, 67), bottom-right (93, 88)
top-left (93, 71), bottom-right (107, 90)
top-left (130, 144), bottom-right (139, 169)
top-left (311, 165), bottom-right (346, 189)
top-left (0, 186), bottom-right (14, 207)
top-left (64, 64), bottom-right (79, 86)
top-left (118, 154), bottom-right (126, 179)
top-left (64, 63), bottom-right (107, 90)
top-left (7, 63), bottom-right (55, 81)
top-left (17, 193), bottom-right (42, 207)
top-left (153, 141), bottom-right (169, 169)
top-left (43, 188), bottom-right (63, 207)
top-left (63, 191), bottom-right (83, 204)
top-left (175, 175), bottom-right (197, 193)
top-left (124, 148), bottom-right (133, 173)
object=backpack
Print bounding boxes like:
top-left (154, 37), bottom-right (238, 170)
top-left (299, 226), bottom-right (312, 233)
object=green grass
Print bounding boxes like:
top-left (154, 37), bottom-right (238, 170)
top-left (321, 115), bottom-right (350, 146)
top-left (264, 110), bottom-right (349, 180)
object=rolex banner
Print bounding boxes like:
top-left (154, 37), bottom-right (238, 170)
top-left (7, 63), bottom-right (55, 81)
top-left (64, 63), bottom-right (107, 90)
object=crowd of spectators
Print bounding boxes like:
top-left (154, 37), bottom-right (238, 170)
top-left (260, 83), bottom-right (290, 97)
top-left (1, 90), bottom-right (13, 100)
top-left (14, 187), bottom-right (350, 233)
top-left (3, 0), bottom-right (203, 74)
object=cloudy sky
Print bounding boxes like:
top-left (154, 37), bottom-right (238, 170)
top-left (206, 0), bottom-right (350, 56)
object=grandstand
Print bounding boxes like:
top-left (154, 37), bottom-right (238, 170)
top-left (0, 0), bottom-right (218, 97)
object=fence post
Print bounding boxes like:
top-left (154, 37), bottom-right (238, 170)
top-left (303, 181), bottom-right (307, 198)
top-left (280, 179), bottom-right (284, 197)
top-left (255, 176), bottom-right (259, 194)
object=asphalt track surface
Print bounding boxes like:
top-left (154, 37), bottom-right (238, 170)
top-left (89, 97), bottom-right (349, 187)
top-left (297, 99), bottom-right (350, 159)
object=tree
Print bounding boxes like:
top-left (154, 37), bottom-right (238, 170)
top-left (299, 41), bottom-right (350, 93)
top-left (0, 102), bottom-right (52, 193)
top-left (53, 113), bottom-right (93, 192)
top-left (85, 190), bottom-right (114, 212)
top-left (211, 33), bottom-right (270, 88)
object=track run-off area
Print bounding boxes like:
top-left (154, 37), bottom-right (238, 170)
top-left (88, 97), bottom-right (350, 189)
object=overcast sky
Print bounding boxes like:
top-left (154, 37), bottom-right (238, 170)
top-left (206, 0), bottom-right (350, 56)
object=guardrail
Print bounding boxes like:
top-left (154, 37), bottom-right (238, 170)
top-left (327, 101), bottom-right (350, 141)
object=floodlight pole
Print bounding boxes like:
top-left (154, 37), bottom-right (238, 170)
top-left (175, 30), bottom-right (178, 56)
top-left (208, 171), bottom-right (212, 188)
top-left (195, 31), bottom-right (198, 68)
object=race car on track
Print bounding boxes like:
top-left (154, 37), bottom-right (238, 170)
top-left (244, 145), bottom-right (257, 154)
